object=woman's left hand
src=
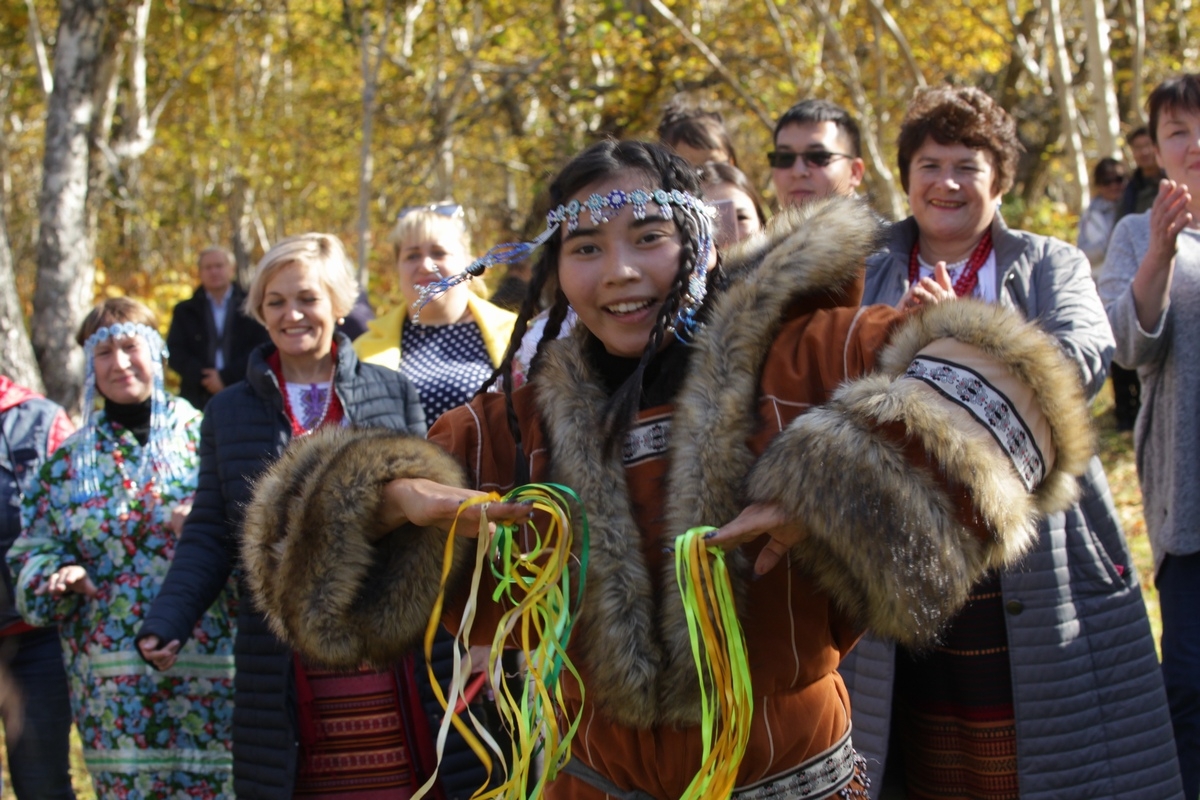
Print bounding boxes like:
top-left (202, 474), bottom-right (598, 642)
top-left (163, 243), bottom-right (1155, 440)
top-left (704, 503), bottom-right (807, 576)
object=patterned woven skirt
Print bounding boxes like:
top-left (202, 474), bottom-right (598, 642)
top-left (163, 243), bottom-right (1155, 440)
top-left (293, 664), bottom-right (418, 799)
top-left (893, 571), bottom-right (1018, 800)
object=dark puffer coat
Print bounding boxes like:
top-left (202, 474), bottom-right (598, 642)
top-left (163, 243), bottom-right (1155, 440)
top-left (138, 335), bottom-right (426, 798)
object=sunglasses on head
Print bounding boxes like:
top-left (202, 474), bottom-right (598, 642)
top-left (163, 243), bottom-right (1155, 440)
top-left (397, 203), bottom-right (463, 221)
top-left (767, 150), bottom-right (852, 169)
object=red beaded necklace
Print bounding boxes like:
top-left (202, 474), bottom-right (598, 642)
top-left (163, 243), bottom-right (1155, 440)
top-left (267, 344), bottom-right (344, 437)
top-left (908, 228), bottom-right (994, 298)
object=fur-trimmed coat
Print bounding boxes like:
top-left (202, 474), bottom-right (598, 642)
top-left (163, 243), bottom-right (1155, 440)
top-left (844, 214), bottom-right (1184, 799)
top-left (242, 199), bottom-right (1092, 800)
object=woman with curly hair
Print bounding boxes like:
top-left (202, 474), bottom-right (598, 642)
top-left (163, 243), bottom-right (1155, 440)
top-left (845, 85), bottom-right (1182, 799)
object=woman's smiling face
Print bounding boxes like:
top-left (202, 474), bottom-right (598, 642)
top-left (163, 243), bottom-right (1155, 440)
top-left (907, 138), bottom-right (1001, 252)
top-left (556, 172), bottom-right (684, 358)
top-left (261, 261), bottom-right (337, 363)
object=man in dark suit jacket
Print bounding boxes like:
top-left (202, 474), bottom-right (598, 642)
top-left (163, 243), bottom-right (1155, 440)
top-left (167, 247), bottom-right (270, 410)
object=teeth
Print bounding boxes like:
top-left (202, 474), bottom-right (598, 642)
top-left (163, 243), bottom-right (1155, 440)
top-left (607, 300), bottom-right (653, 314)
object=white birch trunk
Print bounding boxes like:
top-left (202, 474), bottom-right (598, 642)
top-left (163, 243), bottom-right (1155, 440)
top-left (0, 196), bottom-right (43, 392)
top-left (32, 0), bottom-right (113, 413)
top-left (1130, 0), bottom-right (1147, 127)
top-left (1082, 0), bottom-right (1120, 158)
top-left (1047, 0), bottom-right (1089, 211)
top-left (356, 4), bottom-right (390, 289)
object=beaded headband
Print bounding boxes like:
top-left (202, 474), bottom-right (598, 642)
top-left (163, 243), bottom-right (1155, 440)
top-left (72, 322), bottom-right (192, 502)
top-left (414, 188), bottom-right (715, 335)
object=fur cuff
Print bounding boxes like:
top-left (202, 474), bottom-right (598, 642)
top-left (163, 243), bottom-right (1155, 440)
top-left (241, 426), bottom-right (473, 668)
top-left (745, 301), bottom-right (1093, 645)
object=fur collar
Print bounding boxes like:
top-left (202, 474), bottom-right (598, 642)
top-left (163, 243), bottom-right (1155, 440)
top-left (533, 196), bottom-right (883, 727)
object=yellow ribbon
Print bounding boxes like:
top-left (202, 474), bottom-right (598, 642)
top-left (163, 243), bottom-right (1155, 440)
top-left (674, 526), bottom-right (754, 800)
top-left (414, 485), bottom-right (588, 800)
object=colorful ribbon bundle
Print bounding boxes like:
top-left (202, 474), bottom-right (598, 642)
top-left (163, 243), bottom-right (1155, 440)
top-left (414, 484), bottom-right (589, 800)
top-left (673, 526), bottom-right (755, 800)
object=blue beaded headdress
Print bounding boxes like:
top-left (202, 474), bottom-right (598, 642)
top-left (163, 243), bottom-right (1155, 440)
top-left (414, 188), bottom-right (715, 335)
top-left (72, 322), bottom-right (190, 503)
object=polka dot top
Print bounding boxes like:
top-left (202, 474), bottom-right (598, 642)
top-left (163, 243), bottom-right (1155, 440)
top-left (400, 317), bottom-right (494, 422)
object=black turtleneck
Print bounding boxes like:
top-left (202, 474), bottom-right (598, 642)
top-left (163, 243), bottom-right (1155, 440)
top-left (585, 332), bottom-right (692, 409)
top-left (104, 397), bottom-right (152, 446)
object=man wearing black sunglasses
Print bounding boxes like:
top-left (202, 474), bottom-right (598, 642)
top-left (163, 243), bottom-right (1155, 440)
top-left (769, 99), bottom-right (866, 208)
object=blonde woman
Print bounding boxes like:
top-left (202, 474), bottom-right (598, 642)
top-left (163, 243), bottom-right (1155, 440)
top-left (137, 234), bottom-right (427, 798)
top-left (355, 205), bottom-right (515, 421)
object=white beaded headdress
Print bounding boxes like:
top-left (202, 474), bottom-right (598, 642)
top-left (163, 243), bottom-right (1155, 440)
top-left (414, 188), bottom-right (716, 335)
top-left (72, 322), bottom-right (190, 502)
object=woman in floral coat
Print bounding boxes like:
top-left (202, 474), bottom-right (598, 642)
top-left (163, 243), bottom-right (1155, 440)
top-left (9, 297), bottom-right (236, 800)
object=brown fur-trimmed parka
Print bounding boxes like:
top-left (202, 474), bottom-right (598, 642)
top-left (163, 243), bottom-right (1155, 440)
top-left (242, 196), bottom-right (1092, 800)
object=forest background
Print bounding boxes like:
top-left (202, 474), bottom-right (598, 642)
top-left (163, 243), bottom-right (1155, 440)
top-left (0, 0), bottom-right (1197, 793)
top-left (1, 0), bottom-right (1200, 408)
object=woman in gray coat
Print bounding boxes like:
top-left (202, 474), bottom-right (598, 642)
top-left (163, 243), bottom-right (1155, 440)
top-left (842, 85), bottom-right (1182, 799)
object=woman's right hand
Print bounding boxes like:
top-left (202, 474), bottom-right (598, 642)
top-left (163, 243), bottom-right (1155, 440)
top-left (375, 478), bottom-right (535, 538)
top-left (137, 635), bottom-right (181, 671)
top-left (1133, 180), bottom-right (1193, 331)
top-left (35, 565), bottom-right (98, 598)
top-left (1145, 180), bottom-right (1193, 266)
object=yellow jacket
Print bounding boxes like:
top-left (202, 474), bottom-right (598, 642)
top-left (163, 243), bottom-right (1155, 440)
top-left (353, 293), bottom-right (517, 371)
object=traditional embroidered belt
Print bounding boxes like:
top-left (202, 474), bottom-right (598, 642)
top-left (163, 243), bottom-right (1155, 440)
top-left (560, 725), bottom-right (855, 800)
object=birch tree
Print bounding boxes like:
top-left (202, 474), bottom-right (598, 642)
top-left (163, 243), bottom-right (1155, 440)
top-left (1083, 0), bottom-right (1121, 157)
top-left (1047, 0), bottom-right (1089, 210)
top-left (33, 0), bottom-right (119, 412)
top-left (348, 0), bottom-right (392, 288)
top-left (0, 188), bottom-right (42, 391)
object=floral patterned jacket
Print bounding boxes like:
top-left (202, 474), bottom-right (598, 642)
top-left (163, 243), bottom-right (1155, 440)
top-left (9, 401), bottom-right (237, 797)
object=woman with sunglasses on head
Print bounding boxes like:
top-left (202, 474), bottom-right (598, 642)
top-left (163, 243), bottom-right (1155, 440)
top-left (137, 234), bottom-right (430, 799)
top-left (843, 85), bottom-right (1182, 799)
top-left (10, 297), bottom-right (236, 799)
top-left (239, 140), bottom-right (1093, 799)
top-left (355, 206), bottom-right (516, 422)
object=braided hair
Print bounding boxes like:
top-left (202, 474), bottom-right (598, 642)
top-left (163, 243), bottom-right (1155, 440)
top-left (485, 140), bottom-right (710, 466)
